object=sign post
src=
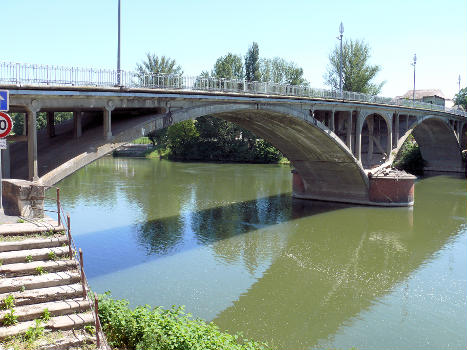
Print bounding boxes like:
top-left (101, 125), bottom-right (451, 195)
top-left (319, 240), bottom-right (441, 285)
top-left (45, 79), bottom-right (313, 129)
top-left (0, 91), bottom-right (11, 211)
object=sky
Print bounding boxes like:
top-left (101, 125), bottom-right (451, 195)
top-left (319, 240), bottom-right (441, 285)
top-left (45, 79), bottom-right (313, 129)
top-left (2, 0), bottom-right (466, 99)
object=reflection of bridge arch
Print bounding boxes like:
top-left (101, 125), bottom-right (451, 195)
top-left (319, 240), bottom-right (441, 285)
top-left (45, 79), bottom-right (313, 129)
top-left (390, 115), bottom-right (463, 172)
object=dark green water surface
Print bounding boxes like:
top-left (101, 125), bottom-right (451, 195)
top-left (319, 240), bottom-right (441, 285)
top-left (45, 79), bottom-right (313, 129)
top-left (47, 157), bottom-right (467, 349)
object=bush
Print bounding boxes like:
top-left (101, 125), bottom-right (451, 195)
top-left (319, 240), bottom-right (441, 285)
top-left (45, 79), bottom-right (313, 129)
top-left (98, 293), bottom-right (270, 350)
top-left (393, 135), bottom-right (425, 175)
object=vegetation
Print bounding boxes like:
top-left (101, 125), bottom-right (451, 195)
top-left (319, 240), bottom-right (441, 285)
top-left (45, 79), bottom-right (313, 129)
top-left (245, 42), bottom-right (261, 82)
top-left (41, 309), bottom-right (51, 322)
top-left (454, 87), bottom-right (467, 110)
top-left (24, 319), bottom-right (44, 343)
top-left (47, 251), bottom-right (57, 261)
top-left (35, 266), bottom-right (47, 275)
top-left (11, 112), bottom-right (73, 136)
top-left (2, 309), bottom-right (18, 326)
top-left (1, 295), bottom-right (15, 310)
top-left (136, 53), bottom-right (183, 77)
top-left (25, 255), bottom-right (33, 263)
top-left (392, 135), bottom-right (425, 175)
top-left (324, 39), bottom-right (384, 95)
top-left (98, 293), bottom-right (270, 350)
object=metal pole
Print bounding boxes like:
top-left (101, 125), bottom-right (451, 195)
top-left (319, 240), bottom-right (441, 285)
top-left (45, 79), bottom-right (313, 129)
top-left (412, 54), bottom-right (417, 103)
top-left (94, 293), bottom-right (101, 348)
top-left (459, 74), bottom-right (461, 92)
top-left (79, 248), bottom-right (86, 300)
top-left (67, 214), bottom-right (73, 258)
top-left (0, 149), bottom-right (2, 211)
top-left (56, 188), bottom-right (60, 226)
top-left (338, 22), bottom-right (344, 97)
top-left (117, 0), bottom-right (121, 86)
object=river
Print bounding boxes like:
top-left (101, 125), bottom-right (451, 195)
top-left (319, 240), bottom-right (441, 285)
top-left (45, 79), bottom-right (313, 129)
top-left (46, 157), bottom-right (467, 349)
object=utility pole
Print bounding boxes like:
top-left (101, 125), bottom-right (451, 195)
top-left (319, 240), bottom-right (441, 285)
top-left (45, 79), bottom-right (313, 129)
top-left (411, 54), bottom-right (417, 103)
top-left (337, 22), bottom-right (344, 97)
top-left (117, 0), bottom-right (121, 86)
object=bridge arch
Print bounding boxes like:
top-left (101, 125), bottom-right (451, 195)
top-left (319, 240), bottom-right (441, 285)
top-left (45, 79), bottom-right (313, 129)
top-left (391, 115), bottom-right (463, 172)
top-left (360, 112), bottom-right (392, 168)
top-left (167, 103), bottom-right (370, 203)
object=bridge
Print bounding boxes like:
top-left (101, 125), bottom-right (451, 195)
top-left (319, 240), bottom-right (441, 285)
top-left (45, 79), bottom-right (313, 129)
top-left (1, 62), bottom-right (466, 208)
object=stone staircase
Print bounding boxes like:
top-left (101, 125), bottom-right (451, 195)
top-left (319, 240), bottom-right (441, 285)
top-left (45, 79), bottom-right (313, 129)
top-left (0, 220), bottom-right (98, 349)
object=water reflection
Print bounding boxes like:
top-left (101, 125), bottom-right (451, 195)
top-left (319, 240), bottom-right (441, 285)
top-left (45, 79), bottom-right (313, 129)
top-left (47, 158), bottom-right (467, 350)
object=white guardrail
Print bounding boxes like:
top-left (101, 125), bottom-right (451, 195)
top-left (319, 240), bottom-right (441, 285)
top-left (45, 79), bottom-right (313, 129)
top-left (0, 61), bottom-right (465, 117)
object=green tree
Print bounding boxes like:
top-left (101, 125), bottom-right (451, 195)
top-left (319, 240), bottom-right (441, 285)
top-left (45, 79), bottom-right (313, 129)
top-left (212, 53), bottom-right (244, 79)
top-left (167, 120), bottom-right (199, 159)
top-left (324, 39), bottom-right (384, 95)
top-left (136, 53), bottom-right (183, 76)
top-left (454, 87), bottom-right (467, 110)
top-left (245, 42), bottom-right (261, 82)
top-left (260, 57), bottom-right (308, 85)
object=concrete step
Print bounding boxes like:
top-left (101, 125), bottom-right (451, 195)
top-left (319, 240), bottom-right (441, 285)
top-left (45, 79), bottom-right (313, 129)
top-left (0, 311), bottom-right (94, 339)
top-left (0, 246), bottom-right (69, 265)
top-left (35, 330), bottom-right (95, 350)
top-left (0, 259), bottom-right (77, 277)
top-left (0, 271), bottom-right (80, 294)
top-left (0, 298), bottom-right (90, 323)
top-left (0, 219), bottom-right (64, 237)
top-left (0, 235), bottom-right (68, 253)
top-left (0, 283), bottom-right (84, 307)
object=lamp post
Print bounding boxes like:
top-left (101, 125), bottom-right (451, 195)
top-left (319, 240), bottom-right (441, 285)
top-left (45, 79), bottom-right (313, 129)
top-left (458, 74), bottom-right (461, 92)
top-left (337, 22), bottom-right (344, 97)
top-left (117, 0), bottom-right (121, 86)
top-left (411, 54), bottom-right (416, 103)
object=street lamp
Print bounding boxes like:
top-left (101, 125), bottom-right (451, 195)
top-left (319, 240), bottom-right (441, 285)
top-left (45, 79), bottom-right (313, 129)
top-left (458, 74), bottom-right (461, 92)
top-left (411, 54), bottom-right (416, 103)
top-left (117, 0), bottom-right (121, 86)
top-left (337, 22), bottom-right (344, 96)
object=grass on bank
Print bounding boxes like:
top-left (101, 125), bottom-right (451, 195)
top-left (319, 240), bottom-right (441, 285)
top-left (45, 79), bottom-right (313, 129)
top-left (97, 293), bottom-right (270, 350)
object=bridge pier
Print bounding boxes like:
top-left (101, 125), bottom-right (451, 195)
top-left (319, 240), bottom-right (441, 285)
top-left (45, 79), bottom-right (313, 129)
top-left (47, 112), bottom-right (55, 138)
top-left (73, 111), bottom-right (82, 139)
top-left (26, 101), bottom-right (40, 182)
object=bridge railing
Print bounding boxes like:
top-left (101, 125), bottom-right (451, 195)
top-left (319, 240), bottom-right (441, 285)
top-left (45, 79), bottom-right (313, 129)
top-left (0, 61), bottom-right (465, 118)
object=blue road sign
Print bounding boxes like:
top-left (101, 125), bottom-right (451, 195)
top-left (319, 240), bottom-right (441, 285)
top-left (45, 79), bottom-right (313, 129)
top-left (0, 90), bottom-right (9, 111)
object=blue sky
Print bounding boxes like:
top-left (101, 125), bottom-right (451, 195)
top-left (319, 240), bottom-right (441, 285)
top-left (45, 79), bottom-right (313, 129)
top-left (3, 0), bottom-right (466, 98)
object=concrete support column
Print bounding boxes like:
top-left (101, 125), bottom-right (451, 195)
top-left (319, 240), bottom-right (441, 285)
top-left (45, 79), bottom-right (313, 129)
top-left (330, 109), bottom-right (335, 132)
top-left (23, 113), bottom-right (28, 136)
top-left (103, 100), bottom-right (115, 140)
top-left (46, 112), bottom-right (55, 138)
top-left (387, 118), bottom-right (393, 156)
top-left (367, 116), bottom-right (374, 163)
top-left (406, 114), bottom-right (409, 131)
top-left (1, 146), bottom-right (10, 179)
top-left (27, 100), bottom-right (41, 182)
top-left (394, 113), bottom-right (399, 147)
top-left (355, 111), bottom-right (363, 162)
top-left (346, 111), bottom-right (352, 150)
top-left (73, 111), bottom-right (82, 139)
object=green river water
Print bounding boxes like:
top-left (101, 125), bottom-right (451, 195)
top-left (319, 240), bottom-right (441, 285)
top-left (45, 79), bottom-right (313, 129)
top-left (46, 157), bottom-right (467, 349)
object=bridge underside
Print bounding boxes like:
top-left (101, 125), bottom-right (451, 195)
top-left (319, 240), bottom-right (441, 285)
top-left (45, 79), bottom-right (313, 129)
top-left (214, 110), bottom-right (370, 204)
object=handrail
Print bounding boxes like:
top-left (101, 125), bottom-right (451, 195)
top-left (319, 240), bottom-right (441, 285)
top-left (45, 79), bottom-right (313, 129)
top-left (45, 186), bottom-right (110, 350)
top-left (0, 61), bottom-right (464, 118)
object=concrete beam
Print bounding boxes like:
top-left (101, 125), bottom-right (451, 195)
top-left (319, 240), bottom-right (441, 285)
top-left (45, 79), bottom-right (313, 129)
top-left (394, 112), bottom-right (399, 147)
top-left (346, 111), bottom-right (352, 150)
top-left (355, 111), bottom-right (362, 162)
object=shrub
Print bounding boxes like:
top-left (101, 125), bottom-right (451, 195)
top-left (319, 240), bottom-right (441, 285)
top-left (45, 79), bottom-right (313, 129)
top-left (1, 295), bottom-right (15, 310)
top-left (2, 309), bottom-right (18, 326)
top-left (393, 135), bottom-right (425, 175)
top-left (98, 293), bottom-right (270, 350)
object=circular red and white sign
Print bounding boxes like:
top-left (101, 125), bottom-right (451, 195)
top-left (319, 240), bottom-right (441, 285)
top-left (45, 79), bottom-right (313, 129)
top-left (0, 112), bottom-right (13, 138)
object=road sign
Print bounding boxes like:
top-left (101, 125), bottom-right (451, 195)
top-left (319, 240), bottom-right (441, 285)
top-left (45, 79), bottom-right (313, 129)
top-left (0, 112), bottom-right (13, 138)
top-left (0, 90), bottom-right (9, 111)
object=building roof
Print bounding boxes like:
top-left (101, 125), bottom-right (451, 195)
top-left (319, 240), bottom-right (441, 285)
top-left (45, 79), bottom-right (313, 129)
top-left (397, 89), bottom-right (446, 100)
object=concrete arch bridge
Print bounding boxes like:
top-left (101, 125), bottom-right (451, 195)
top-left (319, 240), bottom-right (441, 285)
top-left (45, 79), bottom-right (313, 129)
top-left (2, 64), bottom-right (466, 207)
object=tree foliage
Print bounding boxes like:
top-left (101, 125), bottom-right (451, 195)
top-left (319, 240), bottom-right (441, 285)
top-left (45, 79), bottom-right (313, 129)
top-left (212, 53), bottom-right (244, 79)
top-left (454, 87), bottom-right (467, 110)
top-left (260, 57), bottom-right (308, 85)
top-left (11, 112), bottom-right (73, 135)
top-left (324, 39), bottom-right (384, 95)
top-left (136, 53), bottom-right (183, 76)
top-left (245, 42), bottom-right (261, 82)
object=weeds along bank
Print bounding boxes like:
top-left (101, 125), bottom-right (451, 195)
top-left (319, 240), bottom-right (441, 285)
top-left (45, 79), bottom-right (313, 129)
top-left (98, 293), bottom-right (270, 350)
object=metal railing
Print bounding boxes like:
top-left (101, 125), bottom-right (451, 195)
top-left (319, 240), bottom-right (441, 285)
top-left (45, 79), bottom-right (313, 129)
top-left (44, 187), bottom-right (110, 350)
top-left (0, 61), bottom-right (465, 118)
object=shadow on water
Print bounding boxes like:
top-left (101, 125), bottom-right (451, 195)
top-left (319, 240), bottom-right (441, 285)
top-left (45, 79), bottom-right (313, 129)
top-left (76, 194), bottom-right (352, 279)
top-left (212, 174), bottom-right (467, 349)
